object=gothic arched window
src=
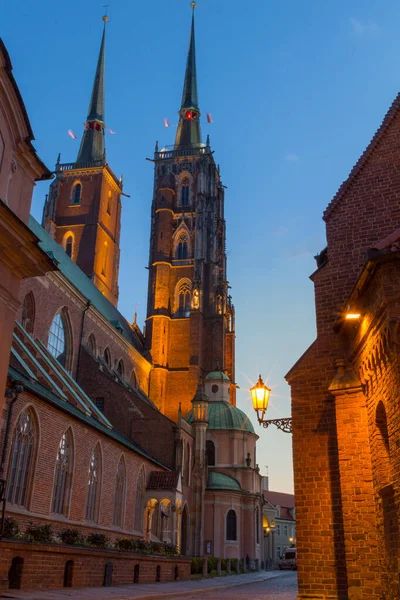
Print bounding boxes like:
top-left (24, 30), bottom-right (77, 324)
top-left (180, 177), bottom-right (190, 206)
top-left (176, 236), bottom-right (188, 259)
top-left (52, 429), bottom-right (73, 516)
top-left (179, 289), bottom-right (191, 316)
top-left (65, 236), bottom-right (73, 259)
top-left (107, 190), bottom-right (112, 215)
top-left (113, 456), bottom-right (126, 528)
top-left (101, 242), bottom-right (108, 276)
top-left (21, 292), bottom-right (35, 335)
top-left (103, 347), bottom-right (111, 367)
top-left (72, 183), bottom-right (81, 205)
top-left (206, 440), bottom-right (215, 466)
top-left (7, 408), bottom-right (37, 507)
top-left (88, 334), bottom-right (96, 356)
top-left (85, 444), bottom-right (101, 522)
top-left (48, 312), bottom-right (68, 368)
top-left (117, 359), bottom-right (125, 378)
top-left (226, 509), bottom-right (237, 541)
top-left (134, 467), bottom-right (145, 532)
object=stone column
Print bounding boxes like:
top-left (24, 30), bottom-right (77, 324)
top-left (226, 559), bottom-right (231, 575)
top-left (241, 557), bottom-right (246, 573)
top-left (235, 558), bottom-right (240, 573)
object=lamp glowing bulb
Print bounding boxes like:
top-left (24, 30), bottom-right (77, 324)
top-left (345, 313), bottom-right (361, 320)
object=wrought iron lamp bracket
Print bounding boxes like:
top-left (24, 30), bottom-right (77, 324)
top-left (258, 418), bottom-right (292, 434)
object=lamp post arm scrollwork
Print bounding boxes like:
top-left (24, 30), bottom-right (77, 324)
top-left (259, 417), bottom-right (292, 434)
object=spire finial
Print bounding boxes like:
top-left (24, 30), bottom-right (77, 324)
top-left (190, 1), bottom-right (197, 9)
top-left (103, 4), bottom-right (110, 21)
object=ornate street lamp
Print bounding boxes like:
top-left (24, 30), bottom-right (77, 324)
top-left (250, 374), bottom-right (292, 433)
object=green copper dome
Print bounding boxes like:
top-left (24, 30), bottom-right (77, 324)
top-left (205, 371), bottom-right (230, 381)
top-left (207, 472), bottom-right (241, 491)
top-left (185, 401), bottom-right (255, 434)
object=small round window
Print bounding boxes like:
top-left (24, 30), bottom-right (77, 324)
top-left (212, 385), bottom-right (219, 394)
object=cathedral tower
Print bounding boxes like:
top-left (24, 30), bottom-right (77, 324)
top-left (145, 3), bottom-right (236, 421)
top-left (42, 16), bottom-right (122, 307)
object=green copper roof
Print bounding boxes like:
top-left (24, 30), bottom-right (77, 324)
top-left (174, 7), bottom-right (202, 148)
top-left (207, 472), bottom-right (241, 491)
top-left (205, 371), bottom-right (230, 381)
top-left (29, 216), bottom-right (143, 353)
top-left (185, 401), bottom-right (255, 434)
top-left (76, 22), bottom-right (107, 164)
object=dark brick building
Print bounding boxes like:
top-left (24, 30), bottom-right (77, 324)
top-left (287, 93), bottom-right (400, 599)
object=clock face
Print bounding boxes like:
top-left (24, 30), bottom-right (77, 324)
top-left (212, 385), bottom-right (219, 394)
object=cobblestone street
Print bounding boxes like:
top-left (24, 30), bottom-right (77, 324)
top-left (183, 573), bottom-right (297, 600)
top-left (1, 572), bottom-right (297, 600)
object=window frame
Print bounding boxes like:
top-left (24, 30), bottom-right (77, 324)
top-left (7, 407), bottom-right (37, 509)
top-left (226, 509), bottom-right (237, 542)
top-left (70, 183), bottom-right (82, 206)
top-left (113, 456), bottom-right (126, 528)
top-left (48, 310), bottom-right (71, 371)
top-left (85, 444), bottom-right (102, 523)
top-left (52, 428), bottom-right (74, 517)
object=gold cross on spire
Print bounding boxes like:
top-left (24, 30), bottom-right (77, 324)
top-left (190, 2), bottom-right (197, 9)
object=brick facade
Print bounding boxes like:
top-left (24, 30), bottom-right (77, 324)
top-left (0, 541), bottom-right (191, 591)
top-left (287, 94), bottom-right (400, 599)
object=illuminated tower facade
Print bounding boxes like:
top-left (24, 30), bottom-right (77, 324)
top-left (145, 4), bottom-right (236, 421)
top-left (42, 16), bottom-right (122, 307)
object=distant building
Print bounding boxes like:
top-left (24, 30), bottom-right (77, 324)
top-left (261, 479), bottom-right (295, 569)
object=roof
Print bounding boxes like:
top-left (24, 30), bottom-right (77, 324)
top-left (324, 92), bottom-right (400, 221)
top-left (8, 365), bottom-right (167, 470)
top-left (264, 490), bottom-right (295, 521)
top-left (29, 216), bottom-right (144, 353)
top-left (147, 471), bottom-right (179, 490)
top-left (205, 371), bottom-right (230, 382)
top-left (0, 39), bottom-right (51, 181)
top-left (207, 471), bottom-right (241, 491)
top-left (185, 401), bottom-right (255, 434)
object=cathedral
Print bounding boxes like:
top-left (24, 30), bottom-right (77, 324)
top-left (0, 5), bottom-right (263, 591)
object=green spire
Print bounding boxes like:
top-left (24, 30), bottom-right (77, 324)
top-left (76, 17), bottom-right (108, 165)
top-left (175, 3), bottom-right (202, 148)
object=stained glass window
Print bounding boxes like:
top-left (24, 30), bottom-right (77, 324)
top-left (113, 457), bottom-right (126, 528)
top-left (85, 445), bottom-right (101, 522)
top-left (52, 430), bottom-right (73, 515)
top-left (7, 409), bottom-right (36, 507)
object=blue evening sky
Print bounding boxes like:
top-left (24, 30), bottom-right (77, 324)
top-left (3, 0), bottom-right (399, 493)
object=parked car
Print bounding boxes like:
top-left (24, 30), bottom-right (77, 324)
top-left (279, 547), bottom-right (297, 570)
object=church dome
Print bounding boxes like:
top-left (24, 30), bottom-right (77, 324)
top-left (207, 471), bottom-right (242, 491)
top-left (185, 401), bottom-right (255, 434)
top-left (205, 370), bottom-right (230, 381)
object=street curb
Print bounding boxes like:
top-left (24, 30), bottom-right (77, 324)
top-left (115, 572), bottom-right (288, 600)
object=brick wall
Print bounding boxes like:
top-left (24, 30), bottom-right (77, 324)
top-left (287, 97), bottom-right (400, 599)
top-left (0, 540), bottom-right (191, 591)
